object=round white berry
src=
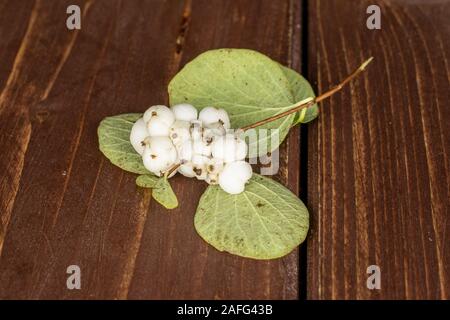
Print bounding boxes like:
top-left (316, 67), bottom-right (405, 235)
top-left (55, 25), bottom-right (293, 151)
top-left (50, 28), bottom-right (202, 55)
top-left (234, 137), bottom-right (248, 161)
top-left (171, 103), bottom-right (198, 122)
top-left (144, 105), bottom-right (175, 137)
top-left (203, 122), bottom-right (226, 145)
top-left (191, 154), bottom-right (209, 180)
top-left (189, 120), bottom-right (203, 140)
top-left (147, 118), bottom-right (171, 136)
top-left (143, 105), bottom-right (175, 126)
top-left (177, 139), bottom-right (193, 162)
top-left (169, 120), bottom-right (191, 146)
top-left (211, 134), bottom-right (247, 163)
top-left (199, 107), bottom-right (230, 129)
top-left (198, 107), bottom-right (219, 124)
top-left (229, 160), bottom-right (253, 181)
top-left (192, 139), bottom-right (212, 156)
top-left (218, 173), bottom-right (245, 194)
top-left (218, 161), bottom-right (253, 194)
top-left (206, 157), bottom-right (224, 175)
top-left (130, 118), bottom-right (149, 155)
top-left (216, 108), bottom-right (231, 129)
top-left (178, 163), bottom-right (196, 178)
top-left (205, 158), bottom-right (222, 185)
top-left (142, 136), bottom-right (178, 176)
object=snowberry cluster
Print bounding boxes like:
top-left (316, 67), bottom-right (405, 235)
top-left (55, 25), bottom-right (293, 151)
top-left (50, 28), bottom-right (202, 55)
top-left (130, 104), bottom-right (253, 194)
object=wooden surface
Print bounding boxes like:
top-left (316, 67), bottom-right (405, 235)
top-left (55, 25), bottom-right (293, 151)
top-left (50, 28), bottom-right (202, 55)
top-left (307, 0), bottom-right (449, 299)
top-left (0, 0), bottom-right (448, 300)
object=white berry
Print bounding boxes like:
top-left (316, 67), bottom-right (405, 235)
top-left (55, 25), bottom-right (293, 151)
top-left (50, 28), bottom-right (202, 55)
top-left (216, 108), bottom-right (231, 129)
top-left (192, 139), bottom-right (212, 156)
top-left (191, 154), bottom-right (209, 180)
top-left (203, 122), bottom-right (226, 145)
top-left (144, 105), bottom-right (175, 136)
top-left (169, 120), bottom-right (191, 146)
top-left (206, 157), bottom-right (224, 175)
top-left (190, 120), bottom-right (203, 140)
top-left (142, 136), bottom-right (178, 176)
top-left (199, 106), bottom-right (230, 129)
top-left (218, 173), bottom-right (244, 194)
top-left (234, 138), bottom-right (248, 161)
top-left (143, 105), bottom-right (175, 125)
top-left (204, 158), bottom-right (224, 185)
top-left (147, 118), bottom-right (171, 136)
top-left (130, 118), bottom-right (149, 155)
top-left (178, 163), bottom-right (196, 178)
top-left (218, 161), bottom-right (253, 194)
top-left (211, 134), bottom-right (247, 163)
top-left (177, 139), bottom-right (193, 162)
top-left (171, 103), bottom-right (198, 122)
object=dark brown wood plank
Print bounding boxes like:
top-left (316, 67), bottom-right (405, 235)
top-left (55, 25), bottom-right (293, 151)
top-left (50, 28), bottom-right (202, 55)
top-left (307, 0), bottom-right (449, 299)
top-left (0, 0), bottom-right (185, 299)
top-left (0, 0), bottom-right (302, 299)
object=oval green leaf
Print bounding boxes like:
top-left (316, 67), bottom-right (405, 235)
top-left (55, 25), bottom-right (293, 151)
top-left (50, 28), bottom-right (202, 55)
top-left (137, 175), bottom-right (178, 209)
top-left (168, 48), bottom-right (296, 157)
top-left (194, 174), bottom-right (309, 259)
top-left (136, 174), bottom-right (160, 188)
top-left (151, 177), bottom-right (179, 209)
top-left (98, 113), bottom-right (151, 175)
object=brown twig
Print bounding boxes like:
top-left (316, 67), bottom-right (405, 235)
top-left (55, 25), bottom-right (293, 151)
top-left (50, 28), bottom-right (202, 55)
top-left (241, 57), bottom-right (374, 131)
top-left (164, 162), bottom-right (181, 178)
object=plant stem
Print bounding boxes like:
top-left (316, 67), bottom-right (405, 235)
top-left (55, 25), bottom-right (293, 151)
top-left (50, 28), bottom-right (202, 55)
top-left (241, 57), bottom-right (374, 131)
top-left (165, 162), bottom-right (181, 177)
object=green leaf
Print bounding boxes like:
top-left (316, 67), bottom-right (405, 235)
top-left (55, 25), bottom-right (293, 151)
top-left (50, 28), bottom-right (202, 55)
top-left (280, 66), bottom-right (319, 125)
top-left (151, 178), bottom-right (179, 209)
top-left (136, 174), bottom-right (160, 188)
top-left (168, 48), bottom-right (296, 157)
top-left (194, 174), bottom-right (309, 259)
top-left (98, 113), bottom-right (151, 175)
top-left (136, 175), bottom-right (178, 209)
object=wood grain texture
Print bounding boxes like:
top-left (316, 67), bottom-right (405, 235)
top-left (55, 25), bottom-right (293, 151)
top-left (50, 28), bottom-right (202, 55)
top-left (307, 0), bottom-right (449, 299)
top-left (0, 0), bottom-right (302, 299)
top-left (1, 0), bottom-right (447, 301)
